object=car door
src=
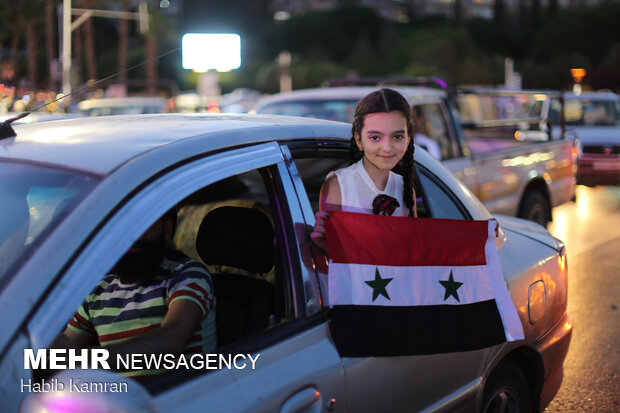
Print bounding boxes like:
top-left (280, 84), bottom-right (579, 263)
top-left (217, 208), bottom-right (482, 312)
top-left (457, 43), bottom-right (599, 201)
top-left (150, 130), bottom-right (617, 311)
top-left (285, 143), bottom-right (494, 412)
top-left (25, 142), bottom-right (346, 413)
top-left (417, 100), bottom-right (479, 194)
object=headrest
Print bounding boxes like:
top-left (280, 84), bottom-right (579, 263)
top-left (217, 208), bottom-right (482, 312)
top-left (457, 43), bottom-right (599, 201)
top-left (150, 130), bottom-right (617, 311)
top-left (196, 206), bottom-right (274, 273)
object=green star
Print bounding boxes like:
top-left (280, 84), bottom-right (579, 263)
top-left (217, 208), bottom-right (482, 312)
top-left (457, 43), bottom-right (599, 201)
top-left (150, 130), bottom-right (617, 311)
top-left (365, 268), bottom-right (393, 302)
top-left (439, 271), bottom-right (463, 302)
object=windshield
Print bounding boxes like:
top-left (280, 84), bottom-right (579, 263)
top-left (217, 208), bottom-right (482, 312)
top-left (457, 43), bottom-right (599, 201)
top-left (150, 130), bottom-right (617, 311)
top-left (565, 98), bottom-right (620, 126)
top-left (256, 99), bottom-right (359, 122)
top-left (0, 161), bottom-right (100, 285)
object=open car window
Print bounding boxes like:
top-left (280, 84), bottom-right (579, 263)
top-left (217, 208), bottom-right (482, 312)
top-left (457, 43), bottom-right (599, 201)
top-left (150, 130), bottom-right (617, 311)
top-left (289, 145), bottom-right (469, 221)
top-left (49, 163), bottom-right (301, 393)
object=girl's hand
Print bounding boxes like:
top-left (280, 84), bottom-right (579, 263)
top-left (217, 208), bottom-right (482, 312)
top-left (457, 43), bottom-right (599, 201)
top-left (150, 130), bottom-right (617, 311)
top-left (310, 210), bottom-right (330, 254)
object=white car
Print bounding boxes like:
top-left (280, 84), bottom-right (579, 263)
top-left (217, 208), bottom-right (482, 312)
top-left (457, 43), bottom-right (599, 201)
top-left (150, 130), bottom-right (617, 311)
top-left (76, 96), bottom-right (170, 116)
top-left (0, 113), bottom-right (571, 412)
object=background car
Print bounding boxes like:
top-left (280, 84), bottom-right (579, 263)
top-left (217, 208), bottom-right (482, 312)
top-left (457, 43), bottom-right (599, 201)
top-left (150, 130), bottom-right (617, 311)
top-left (0, 113), bottom-right (571, 412)
top-left (563, 91), bottom-right (620, 186)
top-left (253, 82), bottom-right (576, 227)
top-left (75, 96), bottom-right (170, 116)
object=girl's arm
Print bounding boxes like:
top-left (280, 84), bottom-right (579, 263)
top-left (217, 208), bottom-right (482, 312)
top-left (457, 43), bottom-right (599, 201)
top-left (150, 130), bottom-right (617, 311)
top-left (310, 175), bottom-right (341, 253)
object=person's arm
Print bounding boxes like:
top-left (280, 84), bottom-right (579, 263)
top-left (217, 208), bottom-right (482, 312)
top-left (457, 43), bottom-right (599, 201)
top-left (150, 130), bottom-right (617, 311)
top-left (99, 299), bottom-right (203, 366)
top-left (62, 328), bottom-right (98, 349)
top-left (80, 299), bottom-right (204, 371)
top-left (310, 175), bottom-right (341, 253)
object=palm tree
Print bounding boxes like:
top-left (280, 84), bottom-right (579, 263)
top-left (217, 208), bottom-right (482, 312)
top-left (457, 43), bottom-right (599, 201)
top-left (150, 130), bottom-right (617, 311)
top-left (0, 2), bottom-right (30, 88)
top-left (78, 0), bottom-right (98, 83)
top-left (45, 0), bottom-right (57, 90)
top-left (21, 0), bottom-right (44, 91)
top-left (118, 0), bottom-right (130, 85)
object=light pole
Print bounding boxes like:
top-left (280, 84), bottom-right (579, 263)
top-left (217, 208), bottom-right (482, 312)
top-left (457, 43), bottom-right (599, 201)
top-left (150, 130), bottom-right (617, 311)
top-left (62, 0), bottom-right (71, 97)
top-left (60, 0), bottom-right (149, 96)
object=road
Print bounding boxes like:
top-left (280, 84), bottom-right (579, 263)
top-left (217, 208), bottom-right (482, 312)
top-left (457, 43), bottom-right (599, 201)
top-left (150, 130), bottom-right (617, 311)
top-left (544, 185), bottom-right (620, 412)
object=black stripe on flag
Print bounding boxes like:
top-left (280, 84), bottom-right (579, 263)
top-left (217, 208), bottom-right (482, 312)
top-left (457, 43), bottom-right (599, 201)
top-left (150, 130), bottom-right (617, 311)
top-left (330, 299), bottom-right (507, 357)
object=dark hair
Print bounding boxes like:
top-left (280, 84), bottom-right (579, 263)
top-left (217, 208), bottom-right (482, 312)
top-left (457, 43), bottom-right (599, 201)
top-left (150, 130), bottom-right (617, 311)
top-left (350, 88), bottom-right (416, 217)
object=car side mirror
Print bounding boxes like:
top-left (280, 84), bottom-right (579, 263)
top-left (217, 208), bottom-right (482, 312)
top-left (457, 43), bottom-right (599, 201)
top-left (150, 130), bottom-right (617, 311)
top-left (495, 221), bottom-right (507, 249)
top-left (20, 369), bottom-right (155, 413)
top-left (515, 130), bottom-right (550, 142)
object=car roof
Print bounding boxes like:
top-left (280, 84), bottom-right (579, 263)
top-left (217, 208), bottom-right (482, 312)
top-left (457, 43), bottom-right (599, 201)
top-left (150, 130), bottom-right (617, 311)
top-left (2, 113), bottom-right (351, 175)
top-left (77, 96), bottom-right (168, 110)
top-left (254, 86), bottom-right (446, 107)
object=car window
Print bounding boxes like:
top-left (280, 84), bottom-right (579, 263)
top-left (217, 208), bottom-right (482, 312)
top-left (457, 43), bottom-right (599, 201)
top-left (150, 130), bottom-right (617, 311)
top-left (47, 159), bottom-right (303, 391)
top-left (413, 103), bottom-right (455, 160)
top-left (289, 145), bottom-right (463, 220)
top-left (565, 98), bottom-right (620, 126)
top-left (0, 161), bottom-right (99, 287)
top-left (416, 169), bottom-right (467, 220)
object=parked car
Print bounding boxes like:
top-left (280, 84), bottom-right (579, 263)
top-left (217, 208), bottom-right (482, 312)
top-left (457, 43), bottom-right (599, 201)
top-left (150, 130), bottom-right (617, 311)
top-left (563, 91), bottom-right (620, 186)
top-left (253, 81), bottom-right (576, 227)
top-left (1, 114), bottom-right (571, 412)
top-left (76, 96), bottom-right (170, 116)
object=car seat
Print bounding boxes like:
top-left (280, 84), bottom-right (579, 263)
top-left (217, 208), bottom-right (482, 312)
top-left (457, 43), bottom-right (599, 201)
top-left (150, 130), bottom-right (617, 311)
top-left (195, 206), bottom-right (276, 347)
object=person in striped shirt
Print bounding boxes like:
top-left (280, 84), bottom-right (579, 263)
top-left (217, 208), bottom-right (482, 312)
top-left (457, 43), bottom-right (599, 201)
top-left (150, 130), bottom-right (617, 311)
top-left (61, 209), bottom-right (216, 379)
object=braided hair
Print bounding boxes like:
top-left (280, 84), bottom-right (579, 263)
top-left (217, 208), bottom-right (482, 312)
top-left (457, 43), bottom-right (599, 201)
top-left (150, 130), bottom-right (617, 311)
top-left (350, 88), bottom-right (416, 217)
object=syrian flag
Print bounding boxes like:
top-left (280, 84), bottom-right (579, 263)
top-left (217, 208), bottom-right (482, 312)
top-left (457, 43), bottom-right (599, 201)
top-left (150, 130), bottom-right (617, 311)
top-left (325, 211), bottom-right (524, 357)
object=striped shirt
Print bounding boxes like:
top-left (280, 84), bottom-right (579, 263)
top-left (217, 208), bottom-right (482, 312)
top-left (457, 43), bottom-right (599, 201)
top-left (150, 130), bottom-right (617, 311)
top-left (67, 255), bottom-right (216, 378)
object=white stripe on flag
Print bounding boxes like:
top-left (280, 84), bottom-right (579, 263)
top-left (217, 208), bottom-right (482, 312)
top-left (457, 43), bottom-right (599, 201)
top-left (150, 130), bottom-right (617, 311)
top-left (484, 220), bottom-right (525, 341)
top-left (328, 263), bottom-right (494, 306)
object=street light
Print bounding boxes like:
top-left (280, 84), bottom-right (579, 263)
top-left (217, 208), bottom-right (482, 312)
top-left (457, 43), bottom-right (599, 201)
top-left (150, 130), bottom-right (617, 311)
top-left (181, 34), bottom-right (241, 107)
top-left (60, 0), bottom-right (149, 96)
top-left (570, 68), bottom-right (586, 95)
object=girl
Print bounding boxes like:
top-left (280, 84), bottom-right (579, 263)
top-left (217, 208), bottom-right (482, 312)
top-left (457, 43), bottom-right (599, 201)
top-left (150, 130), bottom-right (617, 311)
top-left (311, 88), bottom-right (417, 251)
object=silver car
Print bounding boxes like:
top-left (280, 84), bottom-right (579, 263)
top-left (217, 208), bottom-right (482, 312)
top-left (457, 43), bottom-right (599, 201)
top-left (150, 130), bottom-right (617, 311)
top-left (0, 113), bottom-right (571, 412)
top-left (564, 91), bottom-right (620, 186)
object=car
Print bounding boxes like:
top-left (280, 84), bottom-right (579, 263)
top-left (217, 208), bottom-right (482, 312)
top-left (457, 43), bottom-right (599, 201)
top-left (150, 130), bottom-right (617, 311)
top-left (0, 113), bottom-right (571, 412)
top-left (253, 83), bottom-right (576, 227)
top-left (563, 91), bottom-right (620, 186)
top-left (76, 96), bottom-right (170, 116)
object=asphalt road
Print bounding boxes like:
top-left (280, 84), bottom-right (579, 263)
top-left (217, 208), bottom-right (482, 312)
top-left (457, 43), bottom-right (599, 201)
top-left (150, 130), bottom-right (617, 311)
top-left (544, 185), bottom-right (620, 412)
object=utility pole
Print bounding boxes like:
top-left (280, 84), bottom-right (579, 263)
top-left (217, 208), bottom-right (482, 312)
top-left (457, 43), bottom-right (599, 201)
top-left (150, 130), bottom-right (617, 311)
top-left (62, 0), bottom-right (71, 97)
top-left (60, 0), bottom-right (149, 96)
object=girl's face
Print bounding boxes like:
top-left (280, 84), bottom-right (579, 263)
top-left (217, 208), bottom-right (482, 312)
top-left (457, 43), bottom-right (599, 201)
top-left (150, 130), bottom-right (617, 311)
top-left (355, 111), bottom-right (410, 173)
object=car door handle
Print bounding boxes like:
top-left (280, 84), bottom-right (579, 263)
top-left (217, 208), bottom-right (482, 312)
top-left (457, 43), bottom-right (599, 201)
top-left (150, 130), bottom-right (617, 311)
top-left (280, 387), bottom-right (321, 413)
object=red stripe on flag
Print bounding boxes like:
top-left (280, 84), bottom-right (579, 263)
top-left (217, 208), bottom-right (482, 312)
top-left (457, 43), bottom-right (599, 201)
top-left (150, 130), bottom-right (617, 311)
top-left (325, 212), bottom-right (488, 266)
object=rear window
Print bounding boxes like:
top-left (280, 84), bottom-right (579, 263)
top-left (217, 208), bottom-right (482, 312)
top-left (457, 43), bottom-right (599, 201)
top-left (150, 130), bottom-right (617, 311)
top-left (0, 161), bottom-right (100, 285)
top-left (565, 98), bottom-right (620, 126)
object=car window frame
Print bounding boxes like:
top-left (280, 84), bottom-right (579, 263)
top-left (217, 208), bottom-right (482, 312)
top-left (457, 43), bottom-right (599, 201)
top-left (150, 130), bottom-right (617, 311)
top-left (285, 139), bottom-right (472, 221)
top-left (27, 142), bottom-right (295, 351)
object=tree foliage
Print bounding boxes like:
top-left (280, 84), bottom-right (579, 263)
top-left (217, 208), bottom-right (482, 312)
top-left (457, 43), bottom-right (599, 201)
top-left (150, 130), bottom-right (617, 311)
top-left (1, 1), bottom-right (620, 94)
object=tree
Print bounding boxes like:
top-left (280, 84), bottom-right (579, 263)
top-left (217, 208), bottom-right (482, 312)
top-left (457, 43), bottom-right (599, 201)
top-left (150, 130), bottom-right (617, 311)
top-left (117, 0), bottom-right (130, 84)
top-left (494, 0), bottom-right (505, 25)
top-left (45, 0), bottom-right (56, 90)
top-left (77, 0), bottom-right (98, 83)
top-left (454, 0), bottom-right (463, 24)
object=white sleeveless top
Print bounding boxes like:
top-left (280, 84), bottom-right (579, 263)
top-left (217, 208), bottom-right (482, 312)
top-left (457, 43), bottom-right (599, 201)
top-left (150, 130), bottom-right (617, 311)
top-left (326, 158), bottom-right (407, 217)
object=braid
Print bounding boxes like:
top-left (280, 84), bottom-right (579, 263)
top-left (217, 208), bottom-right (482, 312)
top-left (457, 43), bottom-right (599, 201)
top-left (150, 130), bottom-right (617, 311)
top-left (403, 137), bottom-right (416, 217)
top-left (350, 116), bottom-right (364, 165)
